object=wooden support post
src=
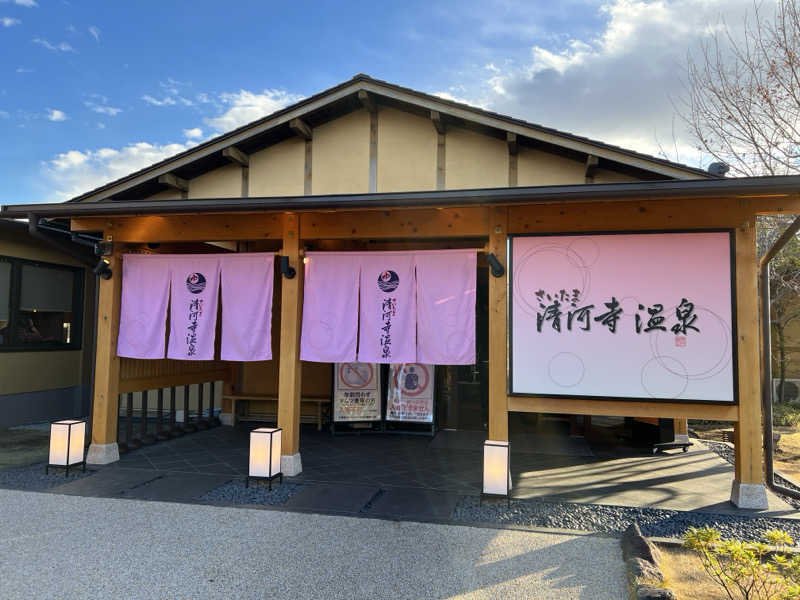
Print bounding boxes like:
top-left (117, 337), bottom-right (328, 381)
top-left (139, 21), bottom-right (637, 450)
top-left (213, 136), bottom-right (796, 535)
top-left (277, 213), bottom-right (304, 475)
top-left (731, 218), bottom-right (768, 508)
top-left (86, 246), bottom-right (122, 464)
top-left (488, 207), bottom-right (509, 442)
top-left (507, 133), bottom-right (518, 187)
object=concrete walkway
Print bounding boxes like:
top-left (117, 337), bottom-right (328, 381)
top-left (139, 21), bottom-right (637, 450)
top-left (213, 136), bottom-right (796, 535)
top-left (0, 488), bottom-right (625, 600)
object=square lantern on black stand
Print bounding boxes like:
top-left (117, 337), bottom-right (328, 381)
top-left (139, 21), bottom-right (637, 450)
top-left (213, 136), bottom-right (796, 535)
top-left (481, 439), bottom-right (510, 507)
top-left (47, 420), bottom-right (86, 477)
top-left (247, 427), bottom-right (282, 490)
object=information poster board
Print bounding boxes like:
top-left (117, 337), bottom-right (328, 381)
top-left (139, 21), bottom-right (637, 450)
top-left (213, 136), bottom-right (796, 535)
top-left (387, 363), bottom-right (435, 422)
top-left (333, 362), bottom-right (382, 422)
top-left (510, 231), bottom-right (736, 403)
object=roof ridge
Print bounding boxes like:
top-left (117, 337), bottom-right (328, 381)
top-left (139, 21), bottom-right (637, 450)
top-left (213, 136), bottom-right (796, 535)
top-left (65, 74), bottom-right (711, 203)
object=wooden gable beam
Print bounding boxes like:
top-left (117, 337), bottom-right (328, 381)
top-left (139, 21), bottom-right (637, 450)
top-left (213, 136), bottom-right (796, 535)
top-left (158, 173), bottom-right (189, 192)
top-left (222, 146), bottom-right (249, 167)
top-left (289, 118), bottom-right (313, 141)
top-left (506, 132), bottom-right (518, 156)
top-left (430, 110), bottom-right (446, 135)
top-left (358, 90), bottom-right (377, 113)
top-left (585, 154), bottom-right (599, 183)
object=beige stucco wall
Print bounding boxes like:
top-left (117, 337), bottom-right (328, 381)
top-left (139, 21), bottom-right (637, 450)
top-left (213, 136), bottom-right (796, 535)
top-left (377, 107), bottom-right (437, 192)
top-left (146, 189), bottom-right (182, 201)
top-left (517, 147), bottom-right (586, 186)
top-left (312, 108), bottom-right (370, 194)
top-left (594, 169), bottom-right (640, 183)
top-left (188, 162), bottom-right (242, 199)
top-left (0, 228), bottom-right (89, 395)
top-left (445, 127), bottom-right (508, 190)
top-left (249, 136), bottom-right (305, 197)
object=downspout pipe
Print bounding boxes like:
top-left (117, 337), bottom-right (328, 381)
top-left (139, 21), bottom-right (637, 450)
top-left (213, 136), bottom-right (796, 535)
top-left (26, 214), bottom-right (97, 268)
top-left (760, 215), bottom-right (800, 500)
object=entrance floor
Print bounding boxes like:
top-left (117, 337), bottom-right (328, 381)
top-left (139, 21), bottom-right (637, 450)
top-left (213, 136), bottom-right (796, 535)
top-left (47, 425), bottom-right (797, 517)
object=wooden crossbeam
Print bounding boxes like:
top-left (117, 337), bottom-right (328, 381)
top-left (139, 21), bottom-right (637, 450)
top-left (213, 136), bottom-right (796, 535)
top-left (289, 118), bottom-right (313, 141)
top-left (358, 90), bottom-right (377, 113)
top-left (506, 132), bottom-right (518, 156)
top-left (431, 110), bottom-right (445, 135)
top-left (222, 146), bottom-right (249, 167)
top-left (157, 173), bottom-right (189, 192)
top-left (585, 154), bottom-right (599, 183)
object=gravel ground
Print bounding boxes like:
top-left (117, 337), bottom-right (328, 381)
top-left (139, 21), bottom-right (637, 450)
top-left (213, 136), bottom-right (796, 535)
top-left (0, 461), bottom-right (95, 490)
top-left (703, 439), bottom-right (800, 510)
top-left (0, 488), bottom-right (626, 600)
top-left (452, 495), bottom-right (800, 540)
top-left (200, 479), bottom-right (303, 506)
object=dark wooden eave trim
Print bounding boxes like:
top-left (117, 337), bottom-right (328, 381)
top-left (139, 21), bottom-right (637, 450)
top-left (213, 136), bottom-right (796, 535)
top-left (4, 176), bottom-right (800, 219)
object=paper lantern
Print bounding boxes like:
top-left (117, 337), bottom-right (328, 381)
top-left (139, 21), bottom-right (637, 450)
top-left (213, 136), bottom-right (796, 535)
top-left (247, 427), bottom-right (282, 489)
top-left (482, 440), bottom-right (510, 503)
top-left (47, 420), bottom-right (86, 476)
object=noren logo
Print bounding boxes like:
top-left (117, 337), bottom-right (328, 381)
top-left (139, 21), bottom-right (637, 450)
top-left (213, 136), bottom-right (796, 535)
top-left (377, 270), bottom-right (399, 292)
top-left (186, 272), bottom-right (207, 294)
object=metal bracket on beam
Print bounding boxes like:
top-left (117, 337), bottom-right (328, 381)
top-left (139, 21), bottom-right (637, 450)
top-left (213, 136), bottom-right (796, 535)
top-left (506, 132), bottom-right (518, 156)
top-left (158, 173), bottom-right (189, 192)
top-left (289, 118), bottom-right (313, 141)
top-left (358, 90), bottom-right (377, 113)
top-left (431, 110), bottom-right (445, 135)
top-left (222, 146), bottom-right (249, 167)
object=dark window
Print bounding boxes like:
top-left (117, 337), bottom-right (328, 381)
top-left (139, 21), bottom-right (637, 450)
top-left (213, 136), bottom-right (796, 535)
top-left (0, 256), bottom-right (84, 351)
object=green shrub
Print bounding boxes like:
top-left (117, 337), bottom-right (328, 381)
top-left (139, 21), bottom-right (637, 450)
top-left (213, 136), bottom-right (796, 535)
top-left (773, 403), bottom-right (800, 427)
top-left (683, 527), bottom-right (800, 599)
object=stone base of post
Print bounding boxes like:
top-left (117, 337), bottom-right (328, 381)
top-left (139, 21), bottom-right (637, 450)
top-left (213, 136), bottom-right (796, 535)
top-left (87, 442), bottom-right (120, 465)
top-left (281, 453), bottom-right (303, 476)
top-left (730, 480), bottom-right (769, 509)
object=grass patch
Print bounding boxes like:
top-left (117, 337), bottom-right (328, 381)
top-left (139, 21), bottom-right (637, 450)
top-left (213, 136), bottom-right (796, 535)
top-left (660, 546), bottom-right (726, 600)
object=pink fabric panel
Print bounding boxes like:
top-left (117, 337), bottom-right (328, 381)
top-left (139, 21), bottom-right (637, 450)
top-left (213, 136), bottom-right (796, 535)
top-left (300, 252), bottom-right (360, 362)
top-left (220, 254), bottom-right (274, 361)
top-left (415, 250), bottom-right (477, 365)
top-left (117, 254), bottom-right (170, 359)
top-left (358, 253), bottom-right (417, 364)
top-left (167, 255), bottom-right (221, 360)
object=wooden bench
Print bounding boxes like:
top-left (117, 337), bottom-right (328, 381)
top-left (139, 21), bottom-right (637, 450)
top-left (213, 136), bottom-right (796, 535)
top-left (223, 394), bottom-right (330, 430)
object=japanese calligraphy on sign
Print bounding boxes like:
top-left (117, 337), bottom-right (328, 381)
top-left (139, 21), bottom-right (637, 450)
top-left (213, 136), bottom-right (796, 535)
top-left (333, 362), bottom-right (381, 422)
top-left (510, 232), bottom-right (735, 403)
top-left (387, 363), bottom-right (434, 423)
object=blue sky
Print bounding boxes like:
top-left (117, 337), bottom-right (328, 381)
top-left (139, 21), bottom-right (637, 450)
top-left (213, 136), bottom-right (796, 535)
top-left (0, 0), bottom-right (751, 204)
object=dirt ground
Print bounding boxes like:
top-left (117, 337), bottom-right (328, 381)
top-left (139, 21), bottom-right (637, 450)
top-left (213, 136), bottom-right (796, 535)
top-left (0, 428), bottom-right (50, 469)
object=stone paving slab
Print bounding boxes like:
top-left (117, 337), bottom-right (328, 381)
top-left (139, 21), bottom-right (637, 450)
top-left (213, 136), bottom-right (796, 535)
top-left (365, 487), bottom-right (463, 521)
top-left (284, 483), bottom-right (381, 514)
top-left (0, 488), bottom-right (626, 599)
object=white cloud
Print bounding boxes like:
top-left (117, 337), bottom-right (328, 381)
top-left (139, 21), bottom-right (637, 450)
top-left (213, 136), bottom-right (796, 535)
top-left (204, 89), bottom-right (304, 133)
top-left (0, 110), bottom-right (9, 118)
top-left (0, 0), bottom-right (37, 6)
top-left (43, 141), bottom-right (193, 201)
top-left (142, 94), bottom-right (176, 106)
top-left (44, 86), bottom-right (303, 200)
top-left (88, 25), bottom-right (99, 41)
top-left (84, 99), bottom-right (122, 116)
top-left (440, 0), bottom-right (756, 169)
top-left (33, 38), bottom-right (75, 52)
top-left (1, 16), bottom-right (20, 26)
top-left (183, 127), bottom-right (203, 139)
top-left (46, 109), bottom-right (66, 122)
top-left (15, 67), bottom-right (33, 73)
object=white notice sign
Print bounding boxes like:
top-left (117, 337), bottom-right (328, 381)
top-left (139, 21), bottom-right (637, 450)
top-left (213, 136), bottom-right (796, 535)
top-left (333, 362), bottom-right (381, 422)
top-left (387, 363), bottom-right (435, 422)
